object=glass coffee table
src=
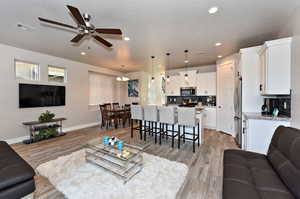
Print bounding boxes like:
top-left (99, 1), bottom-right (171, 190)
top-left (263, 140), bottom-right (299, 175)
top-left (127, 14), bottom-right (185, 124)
top-left (84, 138), bottom-right (149, 183)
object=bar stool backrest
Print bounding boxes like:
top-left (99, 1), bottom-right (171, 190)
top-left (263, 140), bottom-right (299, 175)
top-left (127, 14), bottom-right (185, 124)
top-left (177, 107), bottom-right (197, 127)
top-left (144, 105), bottom-right (159, 122)
top-left (159, 106), bottom-right (177, 124)
top-left (131, 105), bottom-right (143, 120)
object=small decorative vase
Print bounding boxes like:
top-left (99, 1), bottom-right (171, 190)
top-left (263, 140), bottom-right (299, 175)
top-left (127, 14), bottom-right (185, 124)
top-left (118, 141), bottom-right (124, 152)
top-left (103, 136), bottom-right (109, 146)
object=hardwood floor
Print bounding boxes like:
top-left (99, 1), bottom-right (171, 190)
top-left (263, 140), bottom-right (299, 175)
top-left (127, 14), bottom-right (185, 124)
top-left (12, 126), bottom-right (238, 199)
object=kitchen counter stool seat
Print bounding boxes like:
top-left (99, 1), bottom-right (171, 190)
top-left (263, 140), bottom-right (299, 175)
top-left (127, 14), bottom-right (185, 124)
top-left (159, 106), bottom-right (179, 147)
top-left (177, 107), bottom-right (200, 153)
top-left (144, 105), bottom-right (161, 143)
top-left (130, 105), bottom-right (148, 139)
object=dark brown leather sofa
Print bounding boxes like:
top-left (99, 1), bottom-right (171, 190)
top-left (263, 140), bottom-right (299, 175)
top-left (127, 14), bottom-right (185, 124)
top-left (223, 126), bottom-right (300, 199)
top-left (0, 141), bottom-right (35, 199)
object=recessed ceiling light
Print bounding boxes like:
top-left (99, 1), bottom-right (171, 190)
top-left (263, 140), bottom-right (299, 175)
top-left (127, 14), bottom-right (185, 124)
top-left (208, 7), bottom-right (219, 14)
top-left (184, 60), bottom-right (189, 63)
top-left (124, 37), bottom-right (130, 41)
top-left (218, 55), bottom-right (223, 58)
top-left (215, 42), bottom-right (222, 46)
top-left (81, 52), bottom-right (86, 56)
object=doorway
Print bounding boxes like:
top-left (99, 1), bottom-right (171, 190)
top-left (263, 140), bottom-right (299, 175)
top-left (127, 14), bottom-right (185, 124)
top-left (217, 61), bottom-right (235, 136)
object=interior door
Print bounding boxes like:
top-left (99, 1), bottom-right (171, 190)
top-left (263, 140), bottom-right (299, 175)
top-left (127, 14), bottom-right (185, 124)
top-left (217, 61), bottom-right (235, 135)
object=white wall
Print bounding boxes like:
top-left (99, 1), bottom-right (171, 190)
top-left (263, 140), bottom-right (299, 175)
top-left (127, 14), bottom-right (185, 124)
top-left (89, 72), bottom-right (121, 105)
top-left (279, 6), bottom-right (300, 128)
top-left (0, 43), bottom-right (124, 141)
top-left (120, 71), bottom-right (150, 105)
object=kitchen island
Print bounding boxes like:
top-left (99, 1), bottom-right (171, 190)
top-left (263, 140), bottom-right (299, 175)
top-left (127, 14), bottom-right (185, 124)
top-left (161, 105), bottom-right (204, 144)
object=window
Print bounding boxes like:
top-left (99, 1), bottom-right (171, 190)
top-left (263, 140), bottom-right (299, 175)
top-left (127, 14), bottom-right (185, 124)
top-left (48, 66), bottom-right (67, 83)
top-left (89, 72), bottom-right (119, 105)
top-left (15, 60), bottom-right (39, 81)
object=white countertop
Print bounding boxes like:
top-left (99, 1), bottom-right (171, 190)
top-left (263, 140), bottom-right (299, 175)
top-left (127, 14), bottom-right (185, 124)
top-left (243, 112), bottom-right (291, 122)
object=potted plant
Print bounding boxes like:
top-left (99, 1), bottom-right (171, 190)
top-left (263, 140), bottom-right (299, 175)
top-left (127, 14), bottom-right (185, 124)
top-left (38, 110), bottom-right (55, 122)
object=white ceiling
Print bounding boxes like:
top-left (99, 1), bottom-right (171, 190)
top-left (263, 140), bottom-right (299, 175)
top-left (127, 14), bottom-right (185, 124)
top-left (0, 0), bottom-right (299, 72)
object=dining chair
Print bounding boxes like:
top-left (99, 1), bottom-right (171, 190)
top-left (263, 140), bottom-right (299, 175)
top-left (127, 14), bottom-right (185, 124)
top-left (112, 102), bottom-right (120, 110)
top-left (177, 107), bottom-right (200, 153)
top-left (123, 104), bottom-right (131, 126)
top-left (159, 106), bottom-right (178, 147)
top-left (99, 104), bottom-right (115, 129)
top-left (112, 102), bottom-right (123, 127)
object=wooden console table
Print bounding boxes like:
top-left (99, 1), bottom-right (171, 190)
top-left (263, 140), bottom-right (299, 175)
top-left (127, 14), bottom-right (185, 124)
top-left (23, 118), bottom-right (67, 144)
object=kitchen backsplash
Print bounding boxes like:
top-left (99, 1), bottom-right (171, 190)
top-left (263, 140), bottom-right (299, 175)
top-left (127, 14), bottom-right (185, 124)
top-left (167, 96), bottom-right (216, 106)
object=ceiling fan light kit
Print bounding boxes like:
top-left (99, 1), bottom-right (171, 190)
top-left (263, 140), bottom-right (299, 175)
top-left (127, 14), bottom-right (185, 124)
top-left (38, 5), bottom-right (122, 48)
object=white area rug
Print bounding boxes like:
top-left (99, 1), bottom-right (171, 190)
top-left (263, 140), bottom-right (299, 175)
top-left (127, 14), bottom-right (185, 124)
top-left (37, 149), bottom-right (188, 199)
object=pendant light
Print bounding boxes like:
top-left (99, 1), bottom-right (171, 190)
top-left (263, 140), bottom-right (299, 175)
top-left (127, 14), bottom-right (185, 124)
top-left (116, 65), bottom-right (130, 81)
top-left (166, 53), bottom-right (170, 81)
top-left (151, 56), bottom-right (155, 83)
top-left (184, 50), bottom-right (189, 80)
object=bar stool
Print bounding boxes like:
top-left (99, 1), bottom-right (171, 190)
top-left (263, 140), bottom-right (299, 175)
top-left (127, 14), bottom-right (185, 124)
top-left (143, 105), bottom-right (160, 143)
top-left (159, 106), bottom-right (178, 147)
top-left (130, 105), bottom-right (144, 139)
top-left (177, 107), bottom-right (200, 153)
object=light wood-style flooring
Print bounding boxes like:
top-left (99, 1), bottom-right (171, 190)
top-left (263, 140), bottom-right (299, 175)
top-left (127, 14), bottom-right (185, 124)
top-left (12, 126), bottom-right (238, 199)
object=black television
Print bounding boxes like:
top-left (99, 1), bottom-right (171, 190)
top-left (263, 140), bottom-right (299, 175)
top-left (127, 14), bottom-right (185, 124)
top-left (19, 84), bottom-right (66, 108)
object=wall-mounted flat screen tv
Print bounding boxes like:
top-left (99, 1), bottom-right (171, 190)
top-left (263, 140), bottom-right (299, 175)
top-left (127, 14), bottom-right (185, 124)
top-left (19, 84), bottom-right (66, 108)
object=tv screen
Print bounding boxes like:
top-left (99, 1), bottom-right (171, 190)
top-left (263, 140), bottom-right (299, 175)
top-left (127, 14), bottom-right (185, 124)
top-left (19, 84), bottom-right (66, 108)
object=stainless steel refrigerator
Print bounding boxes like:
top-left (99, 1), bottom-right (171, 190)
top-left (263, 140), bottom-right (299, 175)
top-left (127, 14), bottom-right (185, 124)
top-left (234, 73), bottom-right (243, 148)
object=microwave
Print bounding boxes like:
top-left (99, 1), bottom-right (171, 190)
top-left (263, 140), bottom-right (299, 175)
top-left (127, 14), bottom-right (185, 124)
top-left (180, 87), bottom-right (197, 96)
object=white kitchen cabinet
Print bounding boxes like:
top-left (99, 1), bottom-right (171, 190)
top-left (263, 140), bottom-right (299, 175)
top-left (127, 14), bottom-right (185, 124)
top-left (196, 72), bottom-right (216, 96)
top-left (202, 107), bottom-right (217, 129)
top-left (259, 37), bottom-right (291, 95)
top-left (165, 75), bottom-right (180, 96)
top-left (245, 118), bottom-right (290, 154)
top-left (180, 71), bottom-right (197, 87)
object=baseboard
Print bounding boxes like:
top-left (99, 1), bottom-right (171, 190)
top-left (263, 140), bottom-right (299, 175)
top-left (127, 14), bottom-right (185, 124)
top-left (62, 122), bottom-right (100, 133)
top-left (203, 125), bottom-right (216, 130)
top-left (5, 122), bottom-right (101, 144)
top-left (5, 136), bottom-right (30, 145)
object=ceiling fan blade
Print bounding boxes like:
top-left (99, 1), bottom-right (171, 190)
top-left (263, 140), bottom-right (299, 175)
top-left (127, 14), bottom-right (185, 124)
top-left (38, 17), bottom-right (77, 29)
top-left (66, 5), bottom-right (86, 26)
top-left (95, 28), bottom-right (122, 35)
top-left (71, 34), bottom-right (85, 43)
top-left (93, 35), bottom-right (113, 47)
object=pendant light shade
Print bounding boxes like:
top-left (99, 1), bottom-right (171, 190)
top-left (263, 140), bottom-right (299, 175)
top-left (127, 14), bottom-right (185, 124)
top-left (184, 50), bottom-right (189, 80)
top-left (166, 53), bottom-right (170, 81)
top-left (151, 56), bottom-right (155, 82)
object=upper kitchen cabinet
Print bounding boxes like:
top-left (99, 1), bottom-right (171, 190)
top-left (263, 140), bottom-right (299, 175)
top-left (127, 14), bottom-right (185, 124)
top-left (180, 71), bottom-right (197, 87)
top-left (259, 37), bottom-right (292, 95)
top-left (196, 72), bottom-right (216, 96)
top-left (165, 74), bottom-right (181, 96)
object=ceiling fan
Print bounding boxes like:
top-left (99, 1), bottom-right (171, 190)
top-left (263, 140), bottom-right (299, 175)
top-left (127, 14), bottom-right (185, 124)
top-left (38, 5), bottom-right (122, 48)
